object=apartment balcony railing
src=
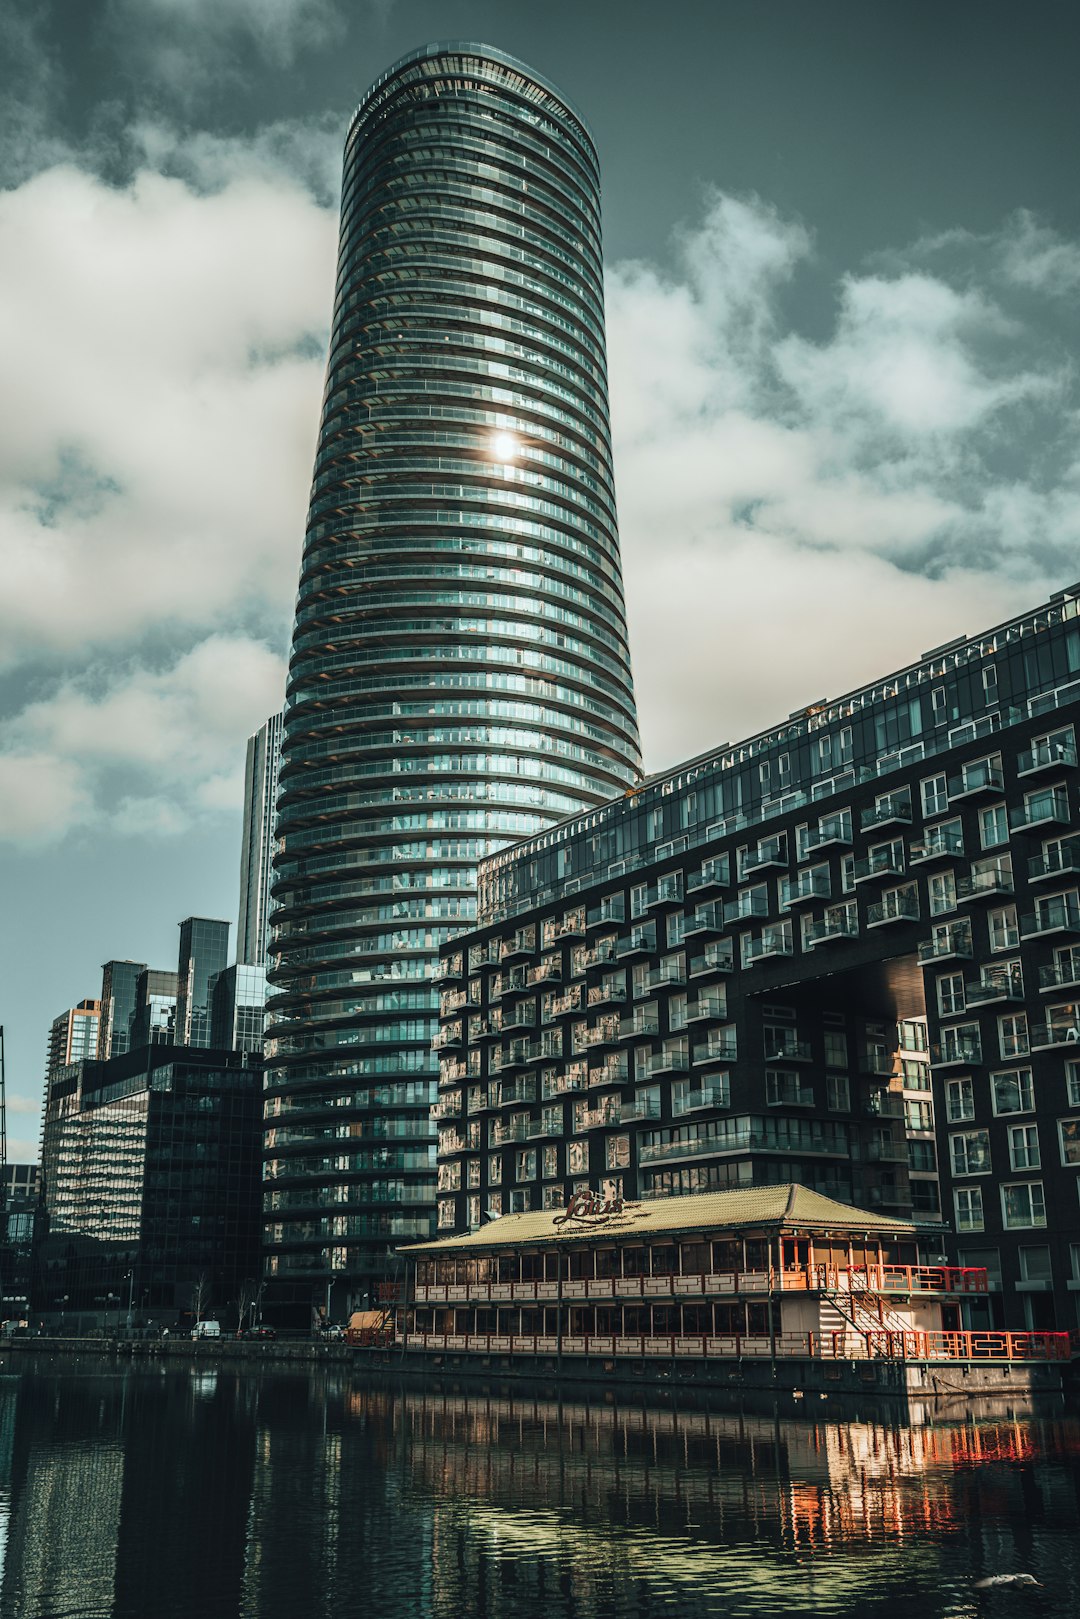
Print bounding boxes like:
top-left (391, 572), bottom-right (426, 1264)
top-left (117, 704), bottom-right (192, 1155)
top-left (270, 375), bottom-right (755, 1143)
top-left (1018, 739), bottom-right (1077, 776)
top-left (1028, 840), bottom-right (1080, 884)
top-left (918, 922), bottom-right (973, 962)
top-left (672, 1087), bottom-right (730, 1115)
top-left (500, 928), bottom-right (536, 962)
top-left (948, 761), bottom-right (1004, 799)
top-left (617, 927), bottom-right (657, 960)
top-left (965, 968), bottom-right (1024, 1005)
top-left (764, 1035), bottom-right (812, 1062)
top-left (526, 959), bottom-right (562, 987)
top-left (1039, 951), bottom-right (1080, 991)
top-left (541, 910), bottom-right (585, 946)
top-left (853, 852), bottom-right (905, 884)
top-left (686, 855), bottom-right (730, 894)
top-left (741, 837), bottom-right (787, 876)
top-left (586, 899), bottom-right (625, 931)
top-left (724, 893), bottom-right (770, 924)
top-left (684, 902), bottom-right (725, 937)
top-left (1021, 900), bottom-right (1080, 939)
top-left (867, 892), bottom-right (920, 927)
top-left (781, 869), bottom-right (831, 908)
top-left (588, 1057), bottom-right (629, 1088)
top-left (743, 928), bottom-right (794, 963)
top-left (693, 1034), bottom-right (738, 1065)
top-left (686, 991), bottom-right (727, 1023)
top-left (433, 952), bottom-right (464, 986)
top-left (638, 1046), bottom-right (690, 1078)
top-left (910, 830), bottom-right (965, 866)
top-left (689, 941), bottom-right (736, 977)
top-left (859, 795), bottom-right (913, 830)
top-left (621, 1011), bottom-right (660, 1040)
top-left (1029, 1021), bottom-right (1080, 1050)
top-left (956, 866), bottom-right (1014, 901)
top-left (587, 978), bottom-right (627, 1008)
top-left (932, 1035), bottom-right (983, 1066)
top-left (1011, 789), bottom-right (1071, 830)
top-left (802, 817), bottom-right (852, 853)
top-left (805, 913), bottom-right (859, 947)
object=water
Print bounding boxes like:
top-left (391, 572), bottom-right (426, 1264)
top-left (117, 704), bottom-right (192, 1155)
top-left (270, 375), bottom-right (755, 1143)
top-left (0, 1364), bottom-right (1076, 1619)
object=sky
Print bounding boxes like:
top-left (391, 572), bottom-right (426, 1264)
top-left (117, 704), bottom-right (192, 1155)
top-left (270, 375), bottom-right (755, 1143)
top-left (4, 0), bottom-right (1080, 1152)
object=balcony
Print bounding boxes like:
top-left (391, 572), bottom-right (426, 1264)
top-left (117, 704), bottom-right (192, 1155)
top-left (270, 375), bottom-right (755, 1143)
top-left (805, 912), bottom-right (859, 947)
top-left (439, 988), bottom-right (469, 1017)
top-left (589, 1056), bottom-right (628, 1087)
top-left (956, 866), bottom-right (1014, 902)
top-left (1029, 1020), bottom-right (1080, 1051)
top-left (764, 1034), bottom-right (812, 1063)
top-left (860, 795), bottom-right (913, 830)
top-left (617, 927), bottom-right (657, 960)
top-left (541, 909), bottom-right (585, 947)
top-left (526, 1035), bottom-right (563, 1065)
top-left (646, 960), bottom-right (687, 991)
top-left (573, 1016), bottom-right (622, 1052)
top-left (527, 958), bottom-right (562, 988)
top-left (488, 1120), bottom-right (529, 1147)
top-left (686, 855), bottom-right (730, 894)
top-left (544, 986), bottom-right (583, 1019)
top-left (622, 1097), bottom-right (663, 1122)
top-left (918, 922), bottom-right (973, 963)
top-left (781, 869), bottom-right (831, 908)
top-left (581, 1106), bottom-right (622, 1131)
top-left (432, 1024), bottom-right (463, 1052)
top-left (965, 966), bottom-right (1025, 1005)
top-left (863, 1092), bottom-right (904, 1120)
top-left (863, 1139), bottom-right (908, 1163)
top-left (468, 1016), bottom-right (502, 1042)
top-left (743, 926), bottom-right (794, 964)
top-left (724, 893), bottom-right (770, 924)
top-left (1028, 840), bottom-right (1080, 884)
top-left (1039, 950), bottom-right (1080, 992)
top-left (933, 1033), bottom-right (983, 1067)
top-left (672, 1086), bottom-right (730, 1115)
top-left (587, 976), bottom-right (627, 1008)
top-left (689, 941), bottom-right (736, 977)
top-left (620, 1010), bottom-right (660, 1040)
top-left (438, 1133), bottom-right (468, 1155)
top-left (468, 941), bottom-right (499, 972)
top-left (527, 1116), bottom-right (562, 1139)
top-left (860, 1046), bottom-right (896, 1078)
top-left (639, 1046), bottom-right (690, 1079)
top-left (575, 939), bottom-right (618, 973)
top-left (867, 890), bottom-right (920, 928)
top-left (1011, 789), bottom-right (1071, 831)
top-left (684, 902), bottom-right (725, 937)
top-left (686, 990), bottom-right (726, 1023)
top-left (910, 827), bottom-right (965, 864)
top-left (542, 1061), bottom-right (588, 1098)
top-left (433, 952), bottom-right (464, 986)
top-left (587, 897), bottom-right (625, 931)
top-left (491, 966), bottom-right (528, 1001)
top-left (693, 1033), bottom-right (738, 1065)
top-left (741, 836), bottom-right (787, 876)
top-left (947, 761), bottom-right (1004, 800)
top-left (853, 851), bottom-right (905, 884)
top-left (500, 927), bottom-right (536, 962)
top-left (644, 875), bottom-right (684, 910)
top-left (495, 1078), bottom-right (537, 1107)
top-left (500, 1003), bottom-right (535, 1034)
top-left (1018, 739), bottom-right (1077, 776)
top-left (1021, 899), bottom-right (1080, 939)
top-left (802, 816), bottom-right (852, 854)
top-left (430, 1098), bottom-right (462, 1121)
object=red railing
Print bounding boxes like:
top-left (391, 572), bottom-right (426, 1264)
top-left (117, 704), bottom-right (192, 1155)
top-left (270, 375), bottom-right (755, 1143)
top-left (344, 1328), bottom-right (394, 1348)
top-left (413, 1264), bottom-right (988, 1304)
top-left (401, 1328), bottom-right (1070, 1363)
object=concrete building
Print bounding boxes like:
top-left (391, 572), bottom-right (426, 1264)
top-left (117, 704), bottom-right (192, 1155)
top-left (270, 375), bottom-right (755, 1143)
top-left (433, 586), bottom-right (1080, 1332)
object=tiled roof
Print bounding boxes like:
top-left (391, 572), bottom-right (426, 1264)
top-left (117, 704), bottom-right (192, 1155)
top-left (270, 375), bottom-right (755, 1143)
top-left (399, 1184), bottom-right (915, 1254)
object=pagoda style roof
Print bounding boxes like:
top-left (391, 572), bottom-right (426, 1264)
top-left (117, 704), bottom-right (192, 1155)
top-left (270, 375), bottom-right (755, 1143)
top-left (400, 1184), bottom-right (915, 1255)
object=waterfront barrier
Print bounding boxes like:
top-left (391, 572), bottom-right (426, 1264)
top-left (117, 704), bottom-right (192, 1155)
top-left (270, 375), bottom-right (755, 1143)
top-left (400, 1328), bottom-right (1070, 1362)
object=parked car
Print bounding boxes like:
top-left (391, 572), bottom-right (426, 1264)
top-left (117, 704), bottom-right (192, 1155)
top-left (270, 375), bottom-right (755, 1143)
top-left (320, 1324), bottom-right (345, 1341)
top-left (238, 1324), bottom-right (276, 1341)
top-left (191, 1319), bottom-right (222, 1340)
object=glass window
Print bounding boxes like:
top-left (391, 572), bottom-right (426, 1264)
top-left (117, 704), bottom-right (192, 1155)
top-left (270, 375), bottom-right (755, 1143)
top-left (950, 1130), bottom-right (991, 1175)
top-left (824, 1031), bottom-right (848, 1068)
top-left (605, 1134), bottom-right (630, 1170)
top-left (922, 774), bottom-right (949, 817)
top-left (954, 1186), bottom-right (984, 1232)
top-left (826, 1074), bottom-right (850, 1112)
top-left (905, 1099), bottom-right (934, 1132)
top-left (542, 1144), bottom-right (559, 1178)
top-left (1067, 1062), bottom-right (1080, 1108)
top-left (988, 906), bottom-right (1020, 953)
top-left (1001, 1182), bottom-right (1046, 1229)
top-left (998, 1012), bottom-right (1029, 1059)
top-left (1007, 1124), bottom-right (1040, 1171)
top-left (991, 1069), bottom-right (1034, 1115)
top-left (945, 1078), bottom-right (975, 1122)
top-left (928, 871), bottom-right (957, 916)
top-left (1059, 1118), bottom-right (1080, 1167)
top-left (937, 973), bottom-right (965, 1015)
top-left (979, 804), bottom-right (1009, 849)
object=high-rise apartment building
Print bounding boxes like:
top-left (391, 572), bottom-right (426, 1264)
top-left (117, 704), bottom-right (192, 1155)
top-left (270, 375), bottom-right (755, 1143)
top-left (97, 960), bottom-right (146, 1061)
top-left (175, 919), bottom-right (230, 1049)
top-left (237, 711), bottom-right (283, 968)
top-left (264, 44), bottom-right (642, 1303)
top-left (434, 586), bottom-right (1080, 1334)
top-left (46, 1001), bottom-right (100, 1077)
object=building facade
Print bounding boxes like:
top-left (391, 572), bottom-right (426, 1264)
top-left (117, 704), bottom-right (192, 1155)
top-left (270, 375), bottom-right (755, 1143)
top-left (434, 587), bottom-right (1080, 1331)
top-left (37, 1045), bottom-right (262, 1316)
top-left (45, 1001), bottom-right (100, 1077)
top-left (210, 964), bottom-right (268, 1055)
top-left (96, 961), bottom-right (145, 1061)
top-left (264, 43), bottom-right (642, 1303)
top-left (175, 918), bottom-right (230, 1050)
top-left (237, 711), bottom-right (283, 969)
top-left (130, 969), bottom-right (178, 1050)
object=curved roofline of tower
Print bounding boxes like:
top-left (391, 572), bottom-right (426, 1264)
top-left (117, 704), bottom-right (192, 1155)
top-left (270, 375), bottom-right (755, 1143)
top-left (348, 40), bottom-right (596, 154)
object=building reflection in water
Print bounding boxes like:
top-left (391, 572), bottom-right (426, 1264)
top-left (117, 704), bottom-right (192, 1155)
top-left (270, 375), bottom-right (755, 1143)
top-left (0, 1372), bottom-right (1075, 1619)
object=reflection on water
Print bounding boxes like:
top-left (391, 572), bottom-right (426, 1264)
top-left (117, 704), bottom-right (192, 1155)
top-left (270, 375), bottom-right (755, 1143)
top-left (0, 1367), bottom-right (1074, 1618)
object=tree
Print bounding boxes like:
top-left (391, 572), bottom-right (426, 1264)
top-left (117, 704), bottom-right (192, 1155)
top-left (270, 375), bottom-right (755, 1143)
top-left (236, 1276), bottom-right (265, 1331)
top-left (191, 1273), bottom-right (211, 1323)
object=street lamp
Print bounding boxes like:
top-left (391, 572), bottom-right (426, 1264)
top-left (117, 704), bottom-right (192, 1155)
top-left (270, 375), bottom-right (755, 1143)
top-left (57, 1295), bottom-right (69, 1336)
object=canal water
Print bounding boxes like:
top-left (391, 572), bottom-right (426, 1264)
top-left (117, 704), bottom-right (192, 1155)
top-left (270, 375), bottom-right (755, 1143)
top-left (0, 1365), bottom-right (1075, 1618)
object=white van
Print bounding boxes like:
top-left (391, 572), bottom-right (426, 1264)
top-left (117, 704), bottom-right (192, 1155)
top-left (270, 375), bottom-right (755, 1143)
top-left (191, 1320), bottom-right (221, 1340)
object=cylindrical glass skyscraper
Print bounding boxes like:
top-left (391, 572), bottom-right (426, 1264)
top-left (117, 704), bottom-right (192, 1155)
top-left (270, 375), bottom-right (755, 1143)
top-left (263, 43), bottom-right (641, 1302)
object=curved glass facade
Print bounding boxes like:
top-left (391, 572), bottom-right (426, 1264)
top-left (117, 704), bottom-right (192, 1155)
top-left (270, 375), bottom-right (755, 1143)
top-left (264, 43), bottom-right (641, 1292)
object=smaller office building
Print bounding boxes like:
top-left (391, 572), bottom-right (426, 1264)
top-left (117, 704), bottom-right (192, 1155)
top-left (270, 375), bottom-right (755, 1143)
top-left (399, 1184), bottom-right (1067, 1380)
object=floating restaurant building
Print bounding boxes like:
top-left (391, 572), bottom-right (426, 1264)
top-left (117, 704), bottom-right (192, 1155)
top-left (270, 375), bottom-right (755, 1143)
top-left (432, 586), bottom-right (1080, 1334)
top-left (398, 1184), bottom-right (1067, 1388)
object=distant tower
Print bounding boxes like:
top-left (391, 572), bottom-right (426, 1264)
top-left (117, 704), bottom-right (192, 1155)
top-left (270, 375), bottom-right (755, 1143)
top-left (46, 1000), bottom-right (100, 1075)
top-left (175, 920), bottom-right (230, 1048)
top-left (237, 711), bottom-right (283, 968)
top-left (97, 960), bottom-right (146, 1060)
top-left (264, 44), bottom-right (642, 1296)
top-left (130, 968), bottom-right (179, 1049)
